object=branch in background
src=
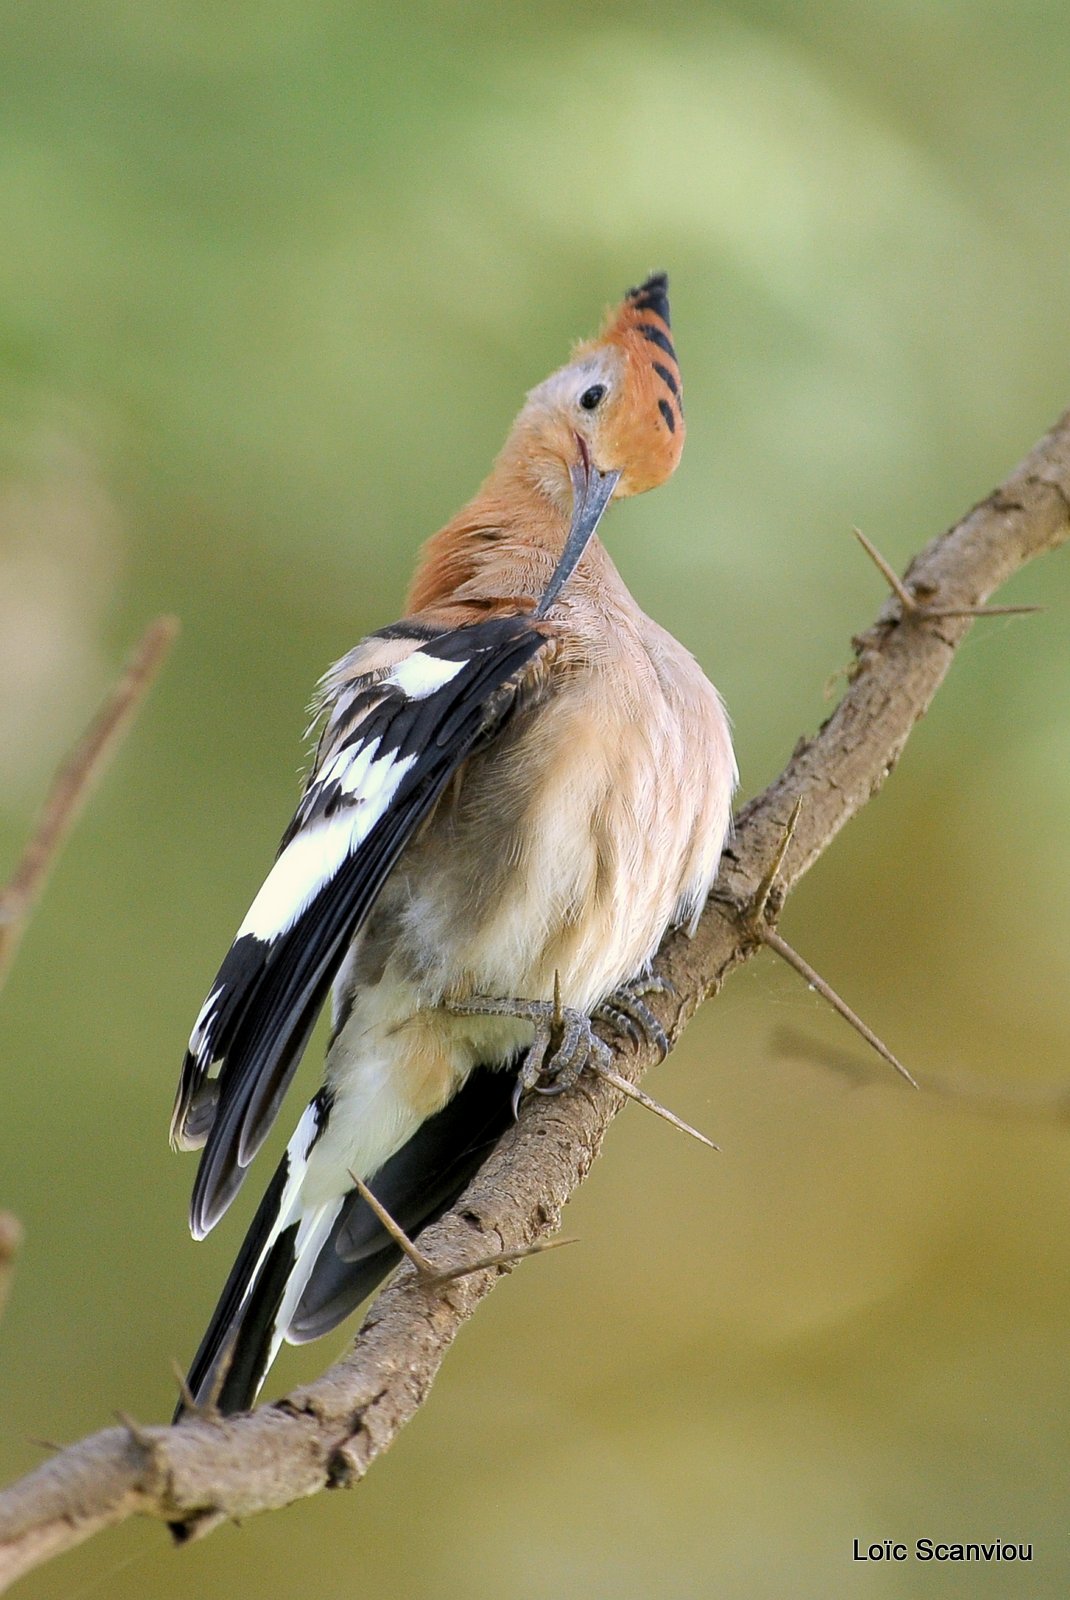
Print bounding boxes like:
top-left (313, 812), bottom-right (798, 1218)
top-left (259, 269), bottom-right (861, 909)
top-left (0, 616), bottom-right (180, 992)
top-left (774, 1026), bottom-right (1070, 1122)
top-left (0, 615), bottom-right (178, 1539)
top-left (0, 1215), bottom-right (23, 1328)
top-left (0, 414), bottom-right (1067, 1591)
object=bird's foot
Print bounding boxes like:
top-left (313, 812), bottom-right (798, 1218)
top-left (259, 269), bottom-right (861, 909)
top-left (446, 982), bottom-right (611, 1116)
top-left (592, 974), bottom-right (673, 1060)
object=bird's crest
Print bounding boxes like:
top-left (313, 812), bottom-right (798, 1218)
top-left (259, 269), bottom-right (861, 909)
top-left (575, 271), bottom-right (685, 496)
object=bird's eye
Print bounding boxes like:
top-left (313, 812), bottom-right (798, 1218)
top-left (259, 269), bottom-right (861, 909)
top-left (579, 384), bottom-right (606, 411)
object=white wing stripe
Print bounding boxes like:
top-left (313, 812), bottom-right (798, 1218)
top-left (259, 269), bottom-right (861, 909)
top-left (336, 736), bottom-right (380, 795)
top-left (237, 751), bottom-right (416, 941)
top-left (317, 736), bottom-right (380, 793)
top-left (386, 651), bottom-right (465, 699)
top-left (241, 1098), bottom-right (325, 1300)
top-left (355, 748), bottom-right (415, 812)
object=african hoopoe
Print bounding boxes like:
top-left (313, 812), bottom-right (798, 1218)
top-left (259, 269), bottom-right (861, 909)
top-left (171, 273), bottom-right (737, 1416)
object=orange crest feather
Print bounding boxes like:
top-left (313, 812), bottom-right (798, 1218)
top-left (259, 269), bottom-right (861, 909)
top-left (577, 272), bottom-right (685, 496)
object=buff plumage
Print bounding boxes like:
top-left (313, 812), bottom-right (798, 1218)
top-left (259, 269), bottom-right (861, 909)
top-left (172, 273), bottom-right (736, 1416)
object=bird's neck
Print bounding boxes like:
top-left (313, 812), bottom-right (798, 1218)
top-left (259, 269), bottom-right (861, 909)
top-left (406, 439), bottom-right (601, 616)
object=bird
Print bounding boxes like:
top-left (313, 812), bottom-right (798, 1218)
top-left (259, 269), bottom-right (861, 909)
top-left (170, 272), bottom-right (737, 1417)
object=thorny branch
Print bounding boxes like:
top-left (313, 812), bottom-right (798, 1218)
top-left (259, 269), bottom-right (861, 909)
top-left (0, 415), bottom-right (1068, 1591)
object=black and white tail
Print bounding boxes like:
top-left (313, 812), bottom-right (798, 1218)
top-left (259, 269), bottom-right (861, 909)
top-left (174, 1064), bottom-right (516, 1419)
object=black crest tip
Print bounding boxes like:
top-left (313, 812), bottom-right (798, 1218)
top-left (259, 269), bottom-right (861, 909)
top-left (626, 271), bottom-right (671, 327)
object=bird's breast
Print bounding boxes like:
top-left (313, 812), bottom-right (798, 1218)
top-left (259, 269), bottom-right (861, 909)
top-left (389, 633), bottom-right (735, 1014)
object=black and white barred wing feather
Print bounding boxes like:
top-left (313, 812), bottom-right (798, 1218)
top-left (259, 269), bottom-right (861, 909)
top-left (171, 614), bottom-right (549, 1240)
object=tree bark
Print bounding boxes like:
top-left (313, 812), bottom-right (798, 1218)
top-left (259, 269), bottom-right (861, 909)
top-left (1, 413), bottom-right (1067, 1593)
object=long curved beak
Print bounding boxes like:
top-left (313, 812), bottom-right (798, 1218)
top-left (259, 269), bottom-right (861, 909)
top-left (535, 455), bottom-right (621, 617)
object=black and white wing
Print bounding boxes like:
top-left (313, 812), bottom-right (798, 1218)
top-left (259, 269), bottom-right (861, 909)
top-left (171, 613), bottom-right (550, 1239)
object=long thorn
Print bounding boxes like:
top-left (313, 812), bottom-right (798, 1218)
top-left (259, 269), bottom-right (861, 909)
top-left (853, 527), bottom-right (1040, 620)
top-left (760, 926), bottom-right (918, 1089)
top-left (920, 603), bottom-right (1042, 619)
top-left (349, 1171), bottom-right (575, 1287)
top-left (423, 1236), bottom-right (578, 1288)
top-left (853, 526), bottom-right (917, 611)
top-left (170, 1358), bottom-right (226, 1426)
top-left (204, 1336), bottom-right (237, 1417)
top-left (170, 1360), bottom-right (200, 1417)
top-left (749, 798), bottom-right (803, 927)
top-left (588, 1060), bottom-right (720, 1150)
top-left (348, 1172), bottom-right (436, 1277)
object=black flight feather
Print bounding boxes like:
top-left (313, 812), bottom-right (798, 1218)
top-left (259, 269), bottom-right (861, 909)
top-left (182, 616), bottom-right (547, 1238)
top-left (176, 1064), bottom-right (516, 1417)
top-left (290, 1062), bottom-right (517, 1343)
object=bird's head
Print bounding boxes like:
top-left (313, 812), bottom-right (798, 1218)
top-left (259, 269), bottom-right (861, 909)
top-left (516, 272), bottom-right (684, 500)
top-left (568, 271), bottom-right (685, 495)
top-left (504, 273), bottom-right (685, 610)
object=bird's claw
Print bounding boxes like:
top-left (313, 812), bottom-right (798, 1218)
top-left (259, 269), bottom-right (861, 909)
top-left (444, 992), bottom-right (611, 1116)
top-left (513, 1002), bottom-right (612, 1115)
top-left (593, 974), bottom-right (673, 1060)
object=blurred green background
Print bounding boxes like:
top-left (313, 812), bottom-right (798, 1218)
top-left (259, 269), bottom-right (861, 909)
top-left (1, 2), bottom-right (1068, 1596)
